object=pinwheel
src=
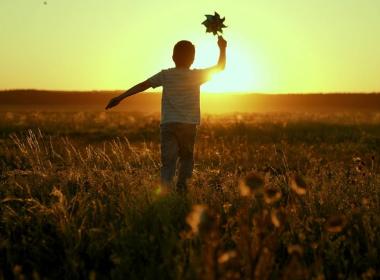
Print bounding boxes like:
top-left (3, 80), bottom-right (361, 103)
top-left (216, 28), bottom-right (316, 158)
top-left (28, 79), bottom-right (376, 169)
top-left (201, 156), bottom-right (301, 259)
top-left (202, 12), bottom-right (227, 36)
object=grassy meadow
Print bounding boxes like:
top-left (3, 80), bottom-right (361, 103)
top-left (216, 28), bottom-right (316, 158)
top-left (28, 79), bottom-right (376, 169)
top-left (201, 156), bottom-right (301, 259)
top-left (0, 109), bottom-right (380, 279)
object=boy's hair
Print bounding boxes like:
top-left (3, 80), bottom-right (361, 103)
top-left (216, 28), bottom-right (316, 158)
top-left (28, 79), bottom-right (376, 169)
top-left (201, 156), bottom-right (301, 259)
top-left (172, 40), bottom-right (195, 67)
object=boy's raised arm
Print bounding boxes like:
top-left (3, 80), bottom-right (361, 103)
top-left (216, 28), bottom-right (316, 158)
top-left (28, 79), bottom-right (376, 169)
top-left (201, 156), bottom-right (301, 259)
top-left (207, 36), bottom-right (227, 73)
top-left (216, 36), bottom-right (227, 71)
top-left (105, 80), bottom-right (151, 110)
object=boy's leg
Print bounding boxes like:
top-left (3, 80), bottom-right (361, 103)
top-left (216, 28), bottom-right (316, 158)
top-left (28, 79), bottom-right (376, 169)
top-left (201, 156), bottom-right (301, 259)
top-left (160, 123), bottom-right (178, 188)
top-left (176, 124), bottom-right (197, 192)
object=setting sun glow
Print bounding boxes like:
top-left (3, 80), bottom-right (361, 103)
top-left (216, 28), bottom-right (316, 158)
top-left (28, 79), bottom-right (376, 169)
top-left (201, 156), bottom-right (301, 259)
top-left (194, 39), bottom-right (257, 93)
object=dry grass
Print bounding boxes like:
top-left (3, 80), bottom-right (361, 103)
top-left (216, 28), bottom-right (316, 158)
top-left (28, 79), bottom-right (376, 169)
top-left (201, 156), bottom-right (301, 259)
top-left (0, 111), bottom-right (380, 279)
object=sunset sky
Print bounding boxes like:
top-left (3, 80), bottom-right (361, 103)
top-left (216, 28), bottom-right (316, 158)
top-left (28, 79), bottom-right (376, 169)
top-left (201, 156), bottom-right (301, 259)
top-left (1, 0), bottom-right (379, 93)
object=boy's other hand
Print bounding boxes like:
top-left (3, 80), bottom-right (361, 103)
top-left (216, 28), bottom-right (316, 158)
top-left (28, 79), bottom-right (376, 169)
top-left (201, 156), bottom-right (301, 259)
top-left (105, 96), bottom-right (121, 110)
top-left (218, 36), bottom-right (227, 49)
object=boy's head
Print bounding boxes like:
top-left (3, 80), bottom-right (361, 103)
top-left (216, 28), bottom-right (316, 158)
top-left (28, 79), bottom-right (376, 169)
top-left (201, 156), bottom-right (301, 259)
top-left (172, 40), bottom-right (195, 68)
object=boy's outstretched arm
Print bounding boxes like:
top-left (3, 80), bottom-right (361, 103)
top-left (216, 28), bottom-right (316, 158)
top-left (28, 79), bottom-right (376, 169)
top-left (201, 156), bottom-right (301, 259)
top-left (105, 80), bottom-right (151, 109)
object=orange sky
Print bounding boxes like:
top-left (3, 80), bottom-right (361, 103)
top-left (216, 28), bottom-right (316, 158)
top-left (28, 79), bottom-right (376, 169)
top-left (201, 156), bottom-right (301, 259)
top-left (1, 0), bottom-right (380, 93)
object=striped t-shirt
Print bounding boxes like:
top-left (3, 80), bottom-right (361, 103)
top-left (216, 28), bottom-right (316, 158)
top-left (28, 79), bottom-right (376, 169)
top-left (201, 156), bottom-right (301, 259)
top-left (147, 68), bottom-right (211, 124)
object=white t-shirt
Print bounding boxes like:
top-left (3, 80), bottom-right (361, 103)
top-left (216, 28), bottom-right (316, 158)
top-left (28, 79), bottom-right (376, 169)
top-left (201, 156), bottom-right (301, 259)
top-left (147, 68), bottom-right (212, 124)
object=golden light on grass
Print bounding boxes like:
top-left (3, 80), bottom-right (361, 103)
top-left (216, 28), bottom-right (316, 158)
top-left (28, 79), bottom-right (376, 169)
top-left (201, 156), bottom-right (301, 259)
top-left (3, 111), bottom-right (380, 278)
top-left (289, 174), bottom-right (307, 195)
top-left (239, 172), bottom-right (265, 197)
top-left (325, 215), bottom-right (347, 233)
top-left (264, 187), bottom-right (282, 204)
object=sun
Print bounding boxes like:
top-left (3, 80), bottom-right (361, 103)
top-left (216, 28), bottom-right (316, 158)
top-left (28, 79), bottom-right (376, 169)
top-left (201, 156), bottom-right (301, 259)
top-left (193, 38), bottom-right (257, 93)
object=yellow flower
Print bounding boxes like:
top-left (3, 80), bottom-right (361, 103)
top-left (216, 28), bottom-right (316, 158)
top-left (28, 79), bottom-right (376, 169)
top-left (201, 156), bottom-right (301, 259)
top-left (264, 187), bottom-right (282, 204)
top-left (290, 174), bottom-right (307, 195)
top-left (239, 172), bottom-right (265, 197)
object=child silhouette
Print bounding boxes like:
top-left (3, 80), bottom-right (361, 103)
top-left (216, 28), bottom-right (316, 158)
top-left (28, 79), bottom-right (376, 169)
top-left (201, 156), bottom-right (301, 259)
top-left (106, 36), bottom-right (227, 192)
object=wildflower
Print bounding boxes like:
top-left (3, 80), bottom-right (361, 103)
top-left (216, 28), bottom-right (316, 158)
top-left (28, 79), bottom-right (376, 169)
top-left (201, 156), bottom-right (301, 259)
top-left (218, 250), bottom-right (237, 264)
top-left (289, 174), bottom-right (307, 195)
top-left (239, 172), bottom-right (265, 196)
top-left (324, 214), bottom-right (347, 233)
top-left (264, 187), bottom-right (282, 204)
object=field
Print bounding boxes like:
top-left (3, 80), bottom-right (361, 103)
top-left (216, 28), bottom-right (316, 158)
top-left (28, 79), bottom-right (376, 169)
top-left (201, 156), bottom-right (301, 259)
top-left (1, 108), bottom-right (380, 279)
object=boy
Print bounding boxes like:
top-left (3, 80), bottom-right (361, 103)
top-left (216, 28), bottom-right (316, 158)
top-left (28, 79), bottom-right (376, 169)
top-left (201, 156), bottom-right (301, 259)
top-left (106, 36), bottom-right (227, 192)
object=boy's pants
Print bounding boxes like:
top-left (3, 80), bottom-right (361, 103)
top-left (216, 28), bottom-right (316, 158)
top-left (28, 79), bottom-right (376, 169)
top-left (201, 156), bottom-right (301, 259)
top-left (160, 122), bottom-right (197, 191)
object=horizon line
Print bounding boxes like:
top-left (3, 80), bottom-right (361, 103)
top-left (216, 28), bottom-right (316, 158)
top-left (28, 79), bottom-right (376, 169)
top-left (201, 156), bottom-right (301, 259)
top-left (1, 89), bottom-right (380, 95)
